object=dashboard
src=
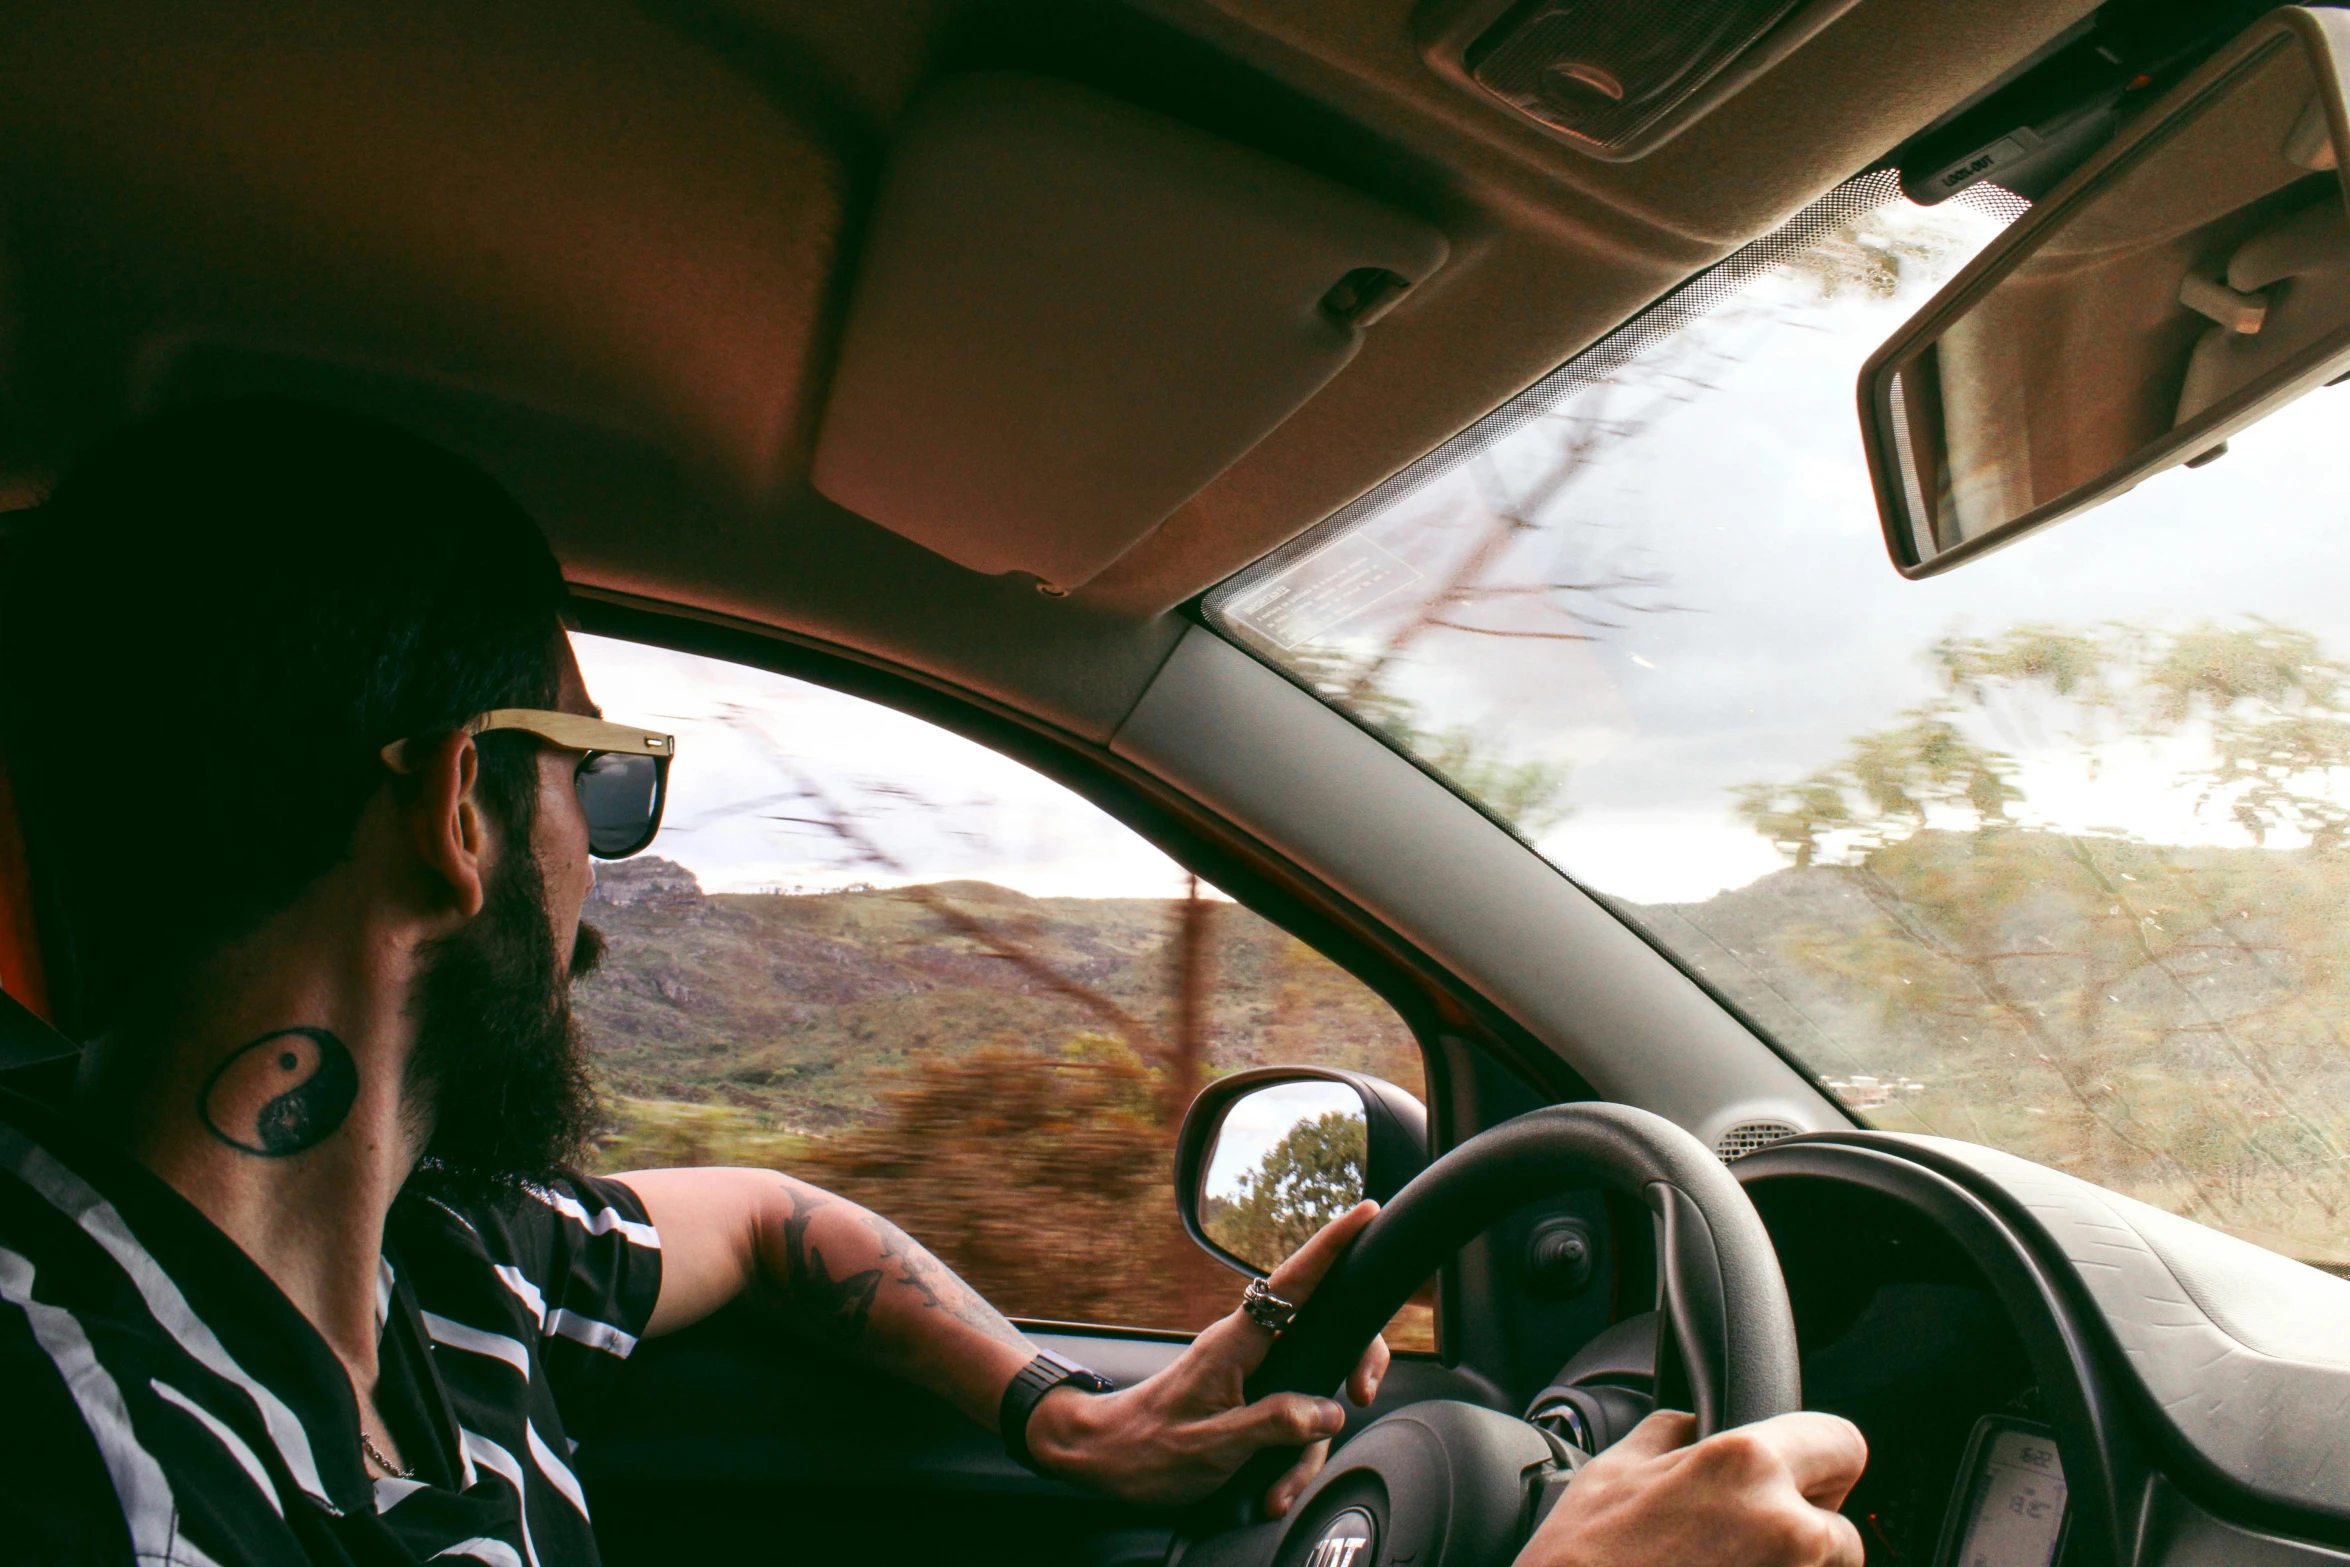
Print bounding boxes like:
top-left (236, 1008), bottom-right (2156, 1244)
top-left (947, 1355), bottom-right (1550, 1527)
top-left (1747, 1165), bottom-right (2059, 1565)
top-left (1527, 1167), bottom-right (2056, 1566)
top-left (1729, 1134), bottom-right (2350, 1567)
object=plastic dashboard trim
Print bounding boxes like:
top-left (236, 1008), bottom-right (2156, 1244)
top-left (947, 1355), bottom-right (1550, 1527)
top-left (1740, 1133), bottom-right (2350, 1556)
top-left (1734, 1138), bottom-right (2136, 1567)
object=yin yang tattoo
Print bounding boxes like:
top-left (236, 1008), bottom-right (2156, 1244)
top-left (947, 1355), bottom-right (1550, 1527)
top-left (198, 1028), bottom-right (359, 1157)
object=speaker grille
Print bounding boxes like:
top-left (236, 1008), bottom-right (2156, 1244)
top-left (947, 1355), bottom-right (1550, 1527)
top-left (1715, 1120), bottom-right (1801, 1163)
top-left (1466, 0), bottom-right (1811, 155)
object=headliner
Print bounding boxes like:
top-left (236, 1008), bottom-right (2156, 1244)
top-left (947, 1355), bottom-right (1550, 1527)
top-left (0, 0), bottom-right (2097, 736)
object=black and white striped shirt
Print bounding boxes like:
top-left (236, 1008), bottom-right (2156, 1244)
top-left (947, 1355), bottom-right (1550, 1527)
top-left (0, 1068), bottom-right (663, 1565)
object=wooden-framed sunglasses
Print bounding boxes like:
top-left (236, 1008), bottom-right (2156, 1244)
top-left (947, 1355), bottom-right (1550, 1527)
top-left (380, 709), bottom-right (675, 860)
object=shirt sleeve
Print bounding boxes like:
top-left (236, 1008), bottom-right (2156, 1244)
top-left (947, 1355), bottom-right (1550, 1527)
top-left (488, 1170), bottom-right (665, 1427)
top-left (0, 1306), bottom-right (137, 1566)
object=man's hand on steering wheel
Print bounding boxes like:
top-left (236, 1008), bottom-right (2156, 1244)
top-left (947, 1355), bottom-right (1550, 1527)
top-left (1517, 1408), bottom-right (1870, 1567)
top-left (1023, 1200), bottom-right (1391, 1516)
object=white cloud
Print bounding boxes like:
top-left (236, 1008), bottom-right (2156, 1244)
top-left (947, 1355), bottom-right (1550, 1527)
top-left (572, 636), bottom-right (1198, 900)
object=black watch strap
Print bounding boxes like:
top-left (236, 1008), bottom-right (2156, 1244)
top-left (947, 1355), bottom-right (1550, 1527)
top-left (1000, 1349), bottom-right (1115, 1476)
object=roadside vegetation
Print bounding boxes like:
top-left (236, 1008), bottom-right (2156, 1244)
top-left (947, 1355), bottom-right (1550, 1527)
top-left (575, 875), bottom-right (1427, 1336)
top-left (1699, 619), bottom-right (2350, 1268)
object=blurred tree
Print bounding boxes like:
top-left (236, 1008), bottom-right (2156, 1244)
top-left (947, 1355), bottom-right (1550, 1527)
top-left (785, 1034), bottom-right (1241, 1327)
top-left (1731, 619), bottom-right (2350, 1264)
top-left (1284, 646), bottom-right (1577, 839)
top-left (1779, 199), bottom-right (1999, 301)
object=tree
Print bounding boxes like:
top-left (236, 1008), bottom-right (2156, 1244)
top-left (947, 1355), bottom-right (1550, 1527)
top-left (1732, 705), bottom-right (2022, 868)
top-left (685, 698), bottom-right (1232, 1115)
top-left (1730, 619), bottom-right (2350, 1264)
top-left (784, 1034), bottom-right (1241, 1327)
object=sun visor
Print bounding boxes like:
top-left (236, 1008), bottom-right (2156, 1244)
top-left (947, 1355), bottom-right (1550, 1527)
top-left (811, 74), bottom-right (1449, 591)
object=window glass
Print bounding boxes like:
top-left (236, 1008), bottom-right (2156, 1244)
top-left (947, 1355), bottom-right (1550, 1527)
top-left (567, 636), bottom-right (1432, 1339)
top-left (1209, 170), bottom-right (2350, 1273)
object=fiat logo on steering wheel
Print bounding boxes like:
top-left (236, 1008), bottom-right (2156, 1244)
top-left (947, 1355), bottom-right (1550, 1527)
top-left (1302, 1506), bottom-right (1377, 1567)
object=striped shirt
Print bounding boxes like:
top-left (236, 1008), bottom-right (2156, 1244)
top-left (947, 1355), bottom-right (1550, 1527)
top-left (0, 1067), bottom-right (663, 1565)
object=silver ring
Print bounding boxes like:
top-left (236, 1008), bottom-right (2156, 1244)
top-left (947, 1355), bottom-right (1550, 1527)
top-left (1241, 1276), bottom-right (1299, 1333)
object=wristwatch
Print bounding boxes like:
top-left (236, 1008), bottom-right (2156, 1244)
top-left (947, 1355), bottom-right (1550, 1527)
top-left (999, 1348), bottom-right (1116, 1476)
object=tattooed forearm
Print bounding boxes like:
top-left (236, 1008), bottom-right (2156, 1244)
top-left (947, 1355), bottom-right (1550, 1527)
top-left (870, 1218), bottom-right (1029, 1348)
top-left (199, 1029), bottom-right (358, 1156)
top-left (766, 1177), bottom-right (1026, 1353)
top-left (879, 1227), bottom-right (949, 1310)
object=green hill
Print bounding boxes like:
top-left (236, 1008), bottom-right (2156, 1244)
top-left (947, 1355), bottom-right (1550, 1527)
top-left (572, 860), bottom-right (1420, 1139)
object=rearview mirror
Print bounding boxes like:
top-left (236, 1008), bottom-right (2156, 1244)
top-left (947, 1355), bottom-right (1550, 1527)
top-left (1175, 1067), bottom-right (1429, 1276)
top-left (1865, 7), bottom-right (2350, 575)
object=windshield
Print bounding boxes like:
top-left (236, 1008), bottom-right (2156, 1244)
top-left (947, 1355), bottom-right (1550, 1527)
top-left (1206, 169), bottom-right (2350, 1271)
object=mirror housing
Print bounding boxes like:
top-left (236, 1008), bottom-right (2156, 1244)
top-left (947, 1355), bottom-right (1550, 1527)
top-left (1864, 6), bottom-right (2350, 575)
top-left (1175, 1066), bottom-right (1429, 1278)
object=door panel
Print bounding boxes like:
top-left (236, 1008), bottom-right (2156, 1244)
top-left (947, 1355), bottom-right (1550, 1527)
top-left (580, 1317), bottom-right (1502, 1567)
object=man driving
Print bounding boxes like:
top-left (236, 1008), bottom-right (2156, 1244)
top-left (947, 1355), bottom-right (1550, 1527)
top-left (0, 399), bottom-right (1865, 1565)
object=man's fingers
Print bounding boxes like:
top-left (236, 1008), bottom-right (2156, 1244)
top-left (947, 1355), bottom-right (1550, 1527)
top-left (1214, 1390), bottom-right (1346, 1457)
top-left (1265, 1200), bottom-right (1379, 1304)
top-left (1262, 1438), bottom-right (1330, 1518)
top-left (1202, 1201), bottom-right (1380, 1382)
top-left (1345, 1333), bottom-right (1390, 1407)
top-left (1609, 1407), bottom-right (1699, 1463)
top-left (1745, 1412), bottom-right (1869, 1509)
top-left (1820, 1506), bottom-right (1868, 1567)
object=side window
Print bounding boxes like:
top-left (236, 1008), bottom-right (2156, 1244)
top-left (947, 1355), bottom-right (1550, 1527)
top-left (570, 635), bottom-right (1431, 1343)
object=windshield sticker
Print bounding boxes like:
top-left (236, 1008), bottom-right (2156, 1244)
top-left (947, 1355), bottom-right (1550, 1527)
top-left (1222, 533), bottom-right (1422, 650)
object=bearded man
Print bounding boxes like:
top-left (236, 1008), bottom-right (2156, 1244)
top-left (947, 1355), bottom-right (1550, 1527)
top-left (0, 399), bottom-right (1863, 1566)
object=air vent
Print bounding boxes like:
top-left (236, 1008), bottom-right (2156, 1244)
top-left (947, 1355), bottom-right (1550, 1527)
top-left (1715, 1120), bottom-right (1800, 1162)
top-left (1421, 0), bottom-right (1859, 162)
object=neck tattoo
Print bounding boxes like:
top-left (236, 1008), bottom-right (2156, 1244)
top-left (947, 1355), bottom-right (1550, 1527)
top-left (197, 1027), bottom-right (359, 1157)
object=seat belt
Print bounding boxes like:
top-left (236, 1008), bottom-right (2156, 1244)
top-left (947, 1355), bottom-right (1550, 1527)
top-left (0, 985), bottom-right (76, 1069)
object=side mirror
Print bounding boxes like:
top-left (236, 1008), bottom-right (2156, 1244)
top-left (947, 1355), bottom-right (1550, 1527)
top-left (1175, 1066), bottom-right (1429, 1276)
top-left (1864, 6), bottom-right (2350, 574)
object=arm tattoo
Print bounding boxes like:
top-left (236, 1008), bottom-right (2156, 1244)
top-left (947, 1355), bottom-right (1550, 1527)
top-left (772, 1178), bottom-right (1026, 1350)
top-left (776, 1186), bottom-right (886, 1344)
top-left (870, 1219), bottom-right (1029, 1348)
top-left (198, 1029), bottom-right (358, 1157)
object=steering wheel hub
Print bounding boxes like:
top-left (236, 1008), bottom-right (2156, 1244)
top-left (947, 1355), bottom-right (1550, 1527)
top-left (1260, 1402), bottom-right (1561, 1567)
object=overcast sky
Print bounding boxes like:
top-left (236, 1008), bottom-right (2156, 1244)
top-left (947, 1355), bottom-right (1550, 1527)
top-left (573, 635), bottom-right (1197, 899)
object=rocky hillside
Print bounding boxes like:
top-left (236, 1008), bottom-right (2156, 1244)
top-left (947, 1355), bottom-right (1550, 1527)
top-left (572, 858), bottom-right (1422, 1135)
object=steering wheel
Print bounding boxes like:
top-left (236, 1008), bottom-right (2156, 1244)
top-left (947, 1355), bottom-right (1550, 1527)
top-left (1172, 1103), bottom-right (1801, 1567)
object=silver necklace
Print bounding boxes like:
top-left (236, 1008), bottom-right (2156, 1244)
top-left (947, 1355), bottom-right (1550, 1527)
top-left (358, 1431), bottom-right (414, 1481)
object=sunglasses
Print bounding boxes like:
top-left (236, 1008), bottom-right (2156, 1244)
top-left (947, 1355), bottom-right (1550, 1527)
top-left (380, 709), bottom-right (676, 860)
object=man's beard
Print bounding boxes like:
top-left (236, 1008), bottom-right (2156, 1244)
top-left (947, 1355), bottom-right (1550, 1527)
top-left (406, 843), bottom-right (607, 1204)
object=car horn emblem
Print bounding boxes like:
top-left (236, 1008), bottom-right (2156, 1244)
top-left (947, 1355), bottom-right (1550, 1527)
top-left (1302, 1506), bottom-right (1377, 1567)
